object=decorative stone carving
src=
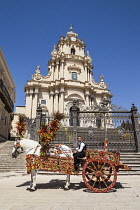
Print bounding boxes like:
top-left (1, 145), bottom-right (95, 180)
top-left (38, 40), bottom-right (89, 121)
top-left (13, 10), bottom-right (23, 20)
top-left (32, 65), bottom-right (42, 81)
top-left (81, 104), bottom-right (101, 111)
top-left (100, 74), bottom-right (104, 81)
top-left (51, 45), bottom-right (58, 59)
top-left (86, 51), bottom-right (92, 64)
top-left (98, 74), bottom-right (108, 89)
top-left (68, 64), bottom-right (81, 74)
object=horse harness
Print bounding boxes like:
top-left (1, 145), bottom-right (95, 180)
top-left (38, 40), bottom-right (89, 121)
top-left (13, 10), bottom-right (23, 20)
top-left (15, 140), bottom-right (40, 155)
top-left (33, 144), bottom-right (40, 154)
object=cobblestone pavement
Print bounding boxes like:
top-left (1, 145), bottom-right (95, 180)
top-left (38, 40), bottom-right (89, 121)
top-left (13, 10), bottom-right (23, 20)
top-left (0, 172), bottom-right (140, 210)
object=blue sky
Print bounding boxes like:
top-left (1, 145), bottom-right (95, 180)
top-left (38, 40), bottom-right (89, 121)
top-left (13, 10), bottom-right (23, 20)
top-left (1, 0), bottom-right (140, 112)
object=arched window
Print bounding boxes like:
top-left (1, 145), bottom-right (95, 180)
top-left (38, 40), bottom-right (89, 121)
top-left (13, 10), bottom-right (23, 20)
top-left (72, 72), bottom-right (77, 81)
top-left (71, 48), bottom-right (75, 55)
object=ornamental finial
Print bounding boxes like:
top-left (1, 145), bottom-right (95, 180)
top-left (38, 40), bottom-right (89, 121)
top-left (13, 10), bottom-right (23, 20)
top-left (35, 65), bottom-right (40, 73)
top-left (100, 74), bottom-right (104, 82)
top-left (70, 24), bottom-right (73, 32)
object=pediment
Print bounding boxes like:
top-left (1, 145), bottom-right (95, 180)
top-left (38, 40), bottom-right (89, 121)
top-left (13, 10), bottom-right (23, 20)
top-left (68, 64), bottom-right (81, 74)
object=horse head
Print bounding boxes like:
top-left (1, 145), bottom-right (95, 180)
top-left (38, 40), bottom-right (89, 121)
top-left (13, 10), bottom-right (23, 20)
top-left (12, 139), bottom-right (41, 158)
top-left (12, 140), bottom-right (23, 158)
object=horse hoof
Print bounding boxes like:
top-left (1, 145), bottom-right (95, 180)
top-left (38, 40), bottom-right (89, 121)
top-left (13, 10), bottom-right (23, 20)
top-left (26, 187), bottom-right (36, 191)
top-left (29, 188), bottom-right (36, 192)
top-left (64, 187), bottom-right (70, 191)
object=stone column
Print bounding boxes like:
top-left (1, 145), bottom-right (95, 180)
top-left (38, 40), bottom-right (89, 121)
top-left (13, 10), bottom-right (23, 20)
top-left (25, 92), bottom-right (30, 118)
top-left (32, 88), bottom-right (38, 118)
top-left (50, 94), bottom-right (54, 114)
top-left (59, 91), bottom-right (64, 113)
top-left (49, 89), bottom-right (54, 114)
top-left (85, 93), bottom-right (89, 106)
top-left (53, 64), bottom-right (56, 80)
top-left (87, 68), bottom-right (89, 81)
top-left (55, 93), bottom-right (59, 112)
top-left (51, 62), bottom-right (55, 80)
top-left (89, 69), bottom-right (91, 82)
top-left (55, 61), bottom-right (59, 80)
top-left (61, 59), bottom-right (64, 78)
top-left (54, 89), bottom-right (59, 112)
top-left (30, 89), bottom-right (34, 119)
top-left (89, 95), bottom-right (91, 106)
top-left (59, 86), bottom-right (64, 113)
top-left (131, 103), bottom-right (140, 152)
top-left (25, 89), bottom-right (33, 118)
top-left (84, 64), bottom-right (88, 81)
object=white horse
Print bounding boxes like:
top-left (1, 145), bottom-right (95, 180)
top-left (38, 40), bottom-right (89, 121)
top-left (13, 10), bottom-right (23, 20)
top-left (12, 139), bottom-right (73, 191)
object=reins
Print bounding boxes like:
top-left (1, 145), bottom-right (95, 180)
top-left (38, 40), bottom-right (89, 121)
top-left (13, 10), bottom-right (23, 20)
top-left (55, 144), bottom-right (72, 157)
top-left (18, 141), bottom-right (40, 155)
top-left (33, 144), bottom-right (40, 154)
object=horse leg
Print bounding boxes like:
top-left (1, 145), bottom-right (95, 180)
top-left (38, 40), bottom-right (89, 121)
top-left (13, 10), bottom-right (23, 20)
top-left (64, 174), bottom-right (70, 190)
top-left (29, 169), bottom-right (37, 191)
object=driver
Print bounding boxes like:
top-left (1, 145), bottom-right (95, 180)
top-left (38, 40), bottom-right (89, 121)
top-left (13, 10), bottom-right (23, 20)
top-left (72, 136), bottom-right (87, 172)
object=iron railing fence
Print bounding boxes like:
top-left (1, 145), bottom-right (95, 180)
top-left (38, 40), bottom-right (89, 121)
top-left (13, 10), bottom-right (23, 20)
top-left (76, 110), bottom-right (136, 152)
top-left (26, 104), bottom-right (140, 152)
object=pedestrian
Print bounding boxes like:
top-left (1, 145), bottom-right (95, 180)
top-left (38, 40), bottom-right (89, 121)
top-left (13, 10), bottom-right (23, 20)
top-left (72, 136), bottom-right (87, 171)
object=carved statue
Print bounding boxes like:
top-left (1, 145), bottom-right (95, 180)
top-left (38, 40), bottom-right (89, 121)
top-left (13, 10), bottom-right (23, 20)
top-left (35, 65), bottom-right (40, 73)
top-left (87, 51), bottom-right (89, 56)
top-left (100, 74), bottom-right (104, 82)
top-left (51, 45), bottom-right (57, 57)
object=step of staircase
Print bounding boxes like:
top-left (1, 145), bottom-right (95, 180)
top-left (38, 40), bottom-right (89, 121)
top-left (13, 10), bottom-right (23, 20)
top-left (118, 153), bottom-right (140, 175)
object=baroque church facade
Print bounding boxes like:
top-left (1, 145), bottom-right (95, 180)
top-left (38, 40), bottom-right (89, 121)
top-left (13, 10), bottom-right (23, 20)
top-left (23, 26), bottom-right (112, 127)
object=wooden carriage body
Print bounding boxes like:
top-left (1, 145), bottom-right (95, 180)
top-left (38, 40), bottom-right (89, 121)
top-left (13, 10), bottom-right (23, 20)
top-left (26, 149), bottom-right (130, 174)
top-left (26, 154), bottom-right (74, 174)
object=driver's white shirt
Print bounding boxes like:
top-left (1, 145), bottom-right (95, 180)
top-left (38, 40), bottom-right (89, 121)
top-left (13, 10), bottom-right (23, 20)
top-left (76, 142), bottom-right (85, 152)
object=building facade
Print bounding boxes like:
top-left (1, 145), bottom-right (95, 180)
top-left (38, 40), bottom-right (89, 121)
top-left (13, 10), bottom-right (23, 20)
top-left (0, 49), bottom-right (15, 140)
top-left (24, 27), bottom-right (112, 126)
top-left (11, 106), bottom-right (25, 137)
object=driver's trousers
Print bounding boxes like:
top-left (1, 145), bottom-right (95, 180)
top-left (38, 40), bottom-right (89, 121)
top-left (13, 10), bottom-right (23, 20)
top-left (73, 152), bottom-right (85, 169)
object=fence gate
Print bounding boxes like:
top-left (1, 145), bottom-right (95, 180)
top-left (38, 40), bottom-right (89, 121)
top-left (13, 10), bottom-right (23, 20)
top-left (77, 111), bottom-right (136, 152)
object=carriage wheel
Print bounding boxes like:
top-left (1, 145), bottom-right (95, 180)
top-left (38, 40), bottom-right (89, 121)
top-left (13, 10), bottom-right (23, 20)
top-left (82, 157), bottom-right (117, 193)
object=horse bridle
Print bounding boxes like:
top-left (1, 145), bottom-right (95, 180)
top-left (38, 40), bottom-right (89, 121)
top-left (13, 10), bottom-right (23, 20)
top-left (55, 144), bottom-right (70, 157)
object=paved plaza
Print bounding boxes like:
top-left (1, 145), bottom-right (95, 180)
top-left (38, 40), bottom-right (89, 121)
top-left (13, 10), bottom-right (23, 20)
top-left (0, 172), bottom-right (140, 210)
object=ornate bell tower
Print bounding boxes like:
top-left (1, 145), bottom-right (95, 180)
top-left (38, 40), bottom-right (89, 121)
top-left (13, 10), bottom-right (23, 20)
top-left (48, 25), bottom-right (93, 84)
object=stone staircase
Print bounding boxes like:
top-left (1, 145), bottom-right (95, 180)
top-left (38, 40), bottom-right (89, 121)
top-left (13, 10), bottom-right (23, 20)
top-left (0, 140), bottom-right (140, 175)
top-left (119, 153), bottom-right (140, 175)
top-left (0, 140), bottom-right (26, 173)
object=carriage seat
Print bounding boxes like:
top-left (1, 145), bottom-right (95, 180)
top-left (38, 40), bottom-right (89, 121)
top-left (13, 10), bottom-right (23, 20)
top-left (78, 157), bottom-right (86, 160)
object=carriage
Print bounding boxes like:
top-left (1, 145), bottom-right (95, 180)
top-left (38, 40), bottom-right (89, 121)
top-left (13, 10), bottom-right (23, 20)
top-left (25, 143), bottom-right (131, 193)
top-left (14, 114), bottom-right (131, 193)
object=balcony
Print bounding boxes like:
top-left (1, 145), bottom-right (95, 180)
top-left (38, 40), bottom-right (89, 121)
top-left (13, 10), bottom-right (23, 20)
top-left (0, 79), bottom-right (14, 112)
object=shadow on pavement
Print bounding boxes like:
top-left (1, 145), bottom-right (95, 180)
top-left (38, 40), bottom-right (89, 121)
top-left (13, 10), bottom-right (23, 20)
top-left (16, 179), bottom-right (86, 190)
top-left (16, 181), bottom-right (30, 187)
top-left (83, 182), bottom-right (126, 193)
top-left (16, 179), bottom-right (130, 193)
